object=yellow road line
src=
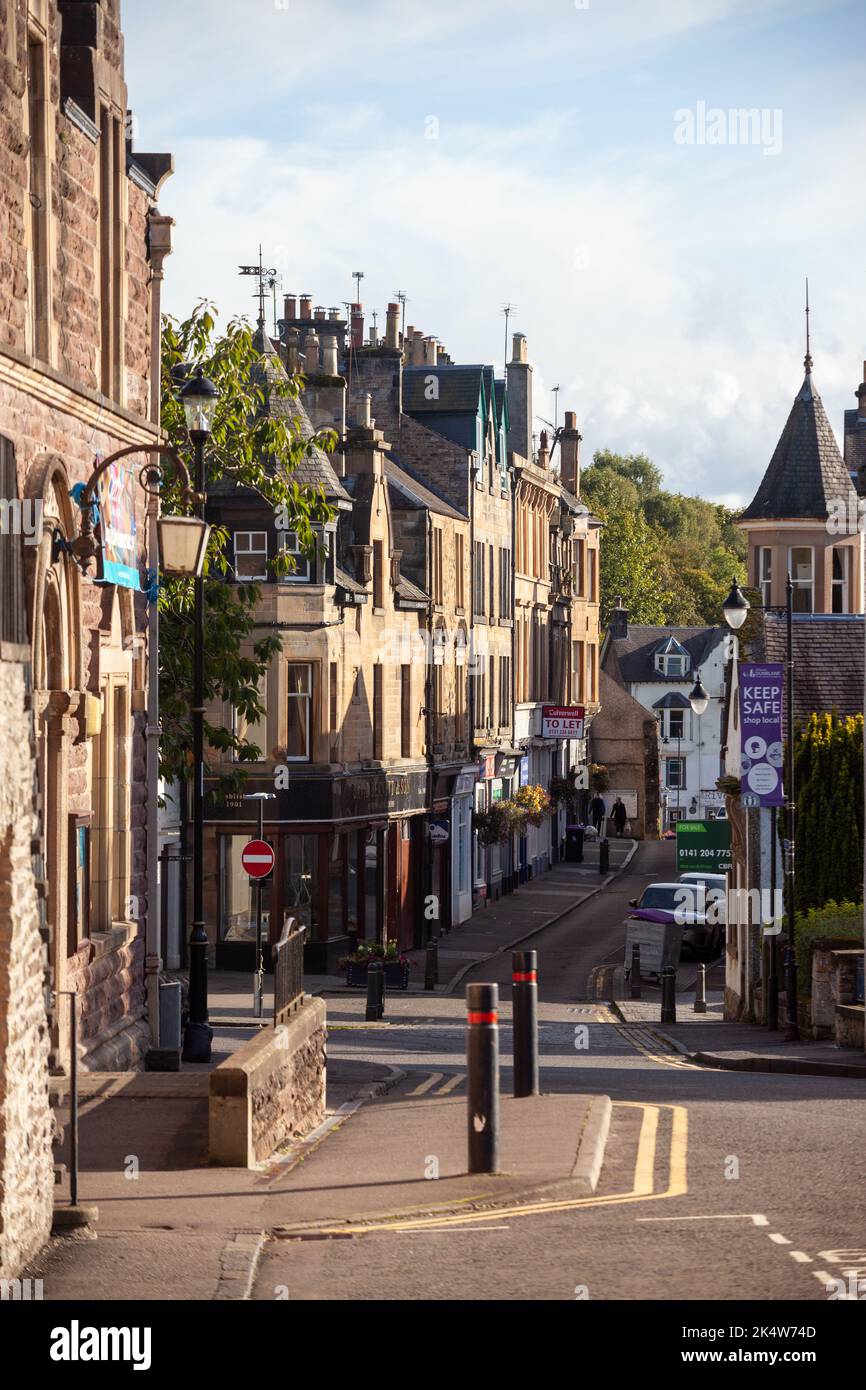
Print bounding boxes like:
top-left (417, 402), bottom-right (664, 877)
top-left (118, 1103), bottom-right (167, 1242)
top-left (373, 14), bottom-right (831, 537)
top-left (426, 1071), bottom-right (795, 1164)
top-left (278, 1101), bottom-right (689, 1238)
top-left (436, 1073), bottom-right (465, 1095)
top-left (407, 1072), bottom-right (444, 1097)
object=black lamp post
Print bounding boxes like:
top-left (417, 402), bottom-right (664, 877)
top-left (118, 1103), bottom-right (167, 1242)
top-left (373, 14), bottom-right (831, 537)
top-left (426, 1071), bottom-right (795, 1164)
top-left (180, 368), bottom-right (220, 1063)
top-left (722, 575), bottom-right (797, 1040)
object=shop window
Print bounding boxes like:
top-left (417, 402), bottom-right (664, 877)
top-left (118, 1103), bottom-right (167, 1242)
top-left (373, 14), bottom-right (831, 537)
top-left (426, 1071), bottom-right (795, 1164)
top-left (364, 830), bottom-right (383, 943)
top-left (286, 663), bottom-right (312, 760)
top-left (220, 834), bottom-right (273, 942)
top-left (283, 834), bottom-right (318, 935)
top-left (347, 832), bottom-right (361, 937)
top-left (234, 531), bottom-right (268, 581)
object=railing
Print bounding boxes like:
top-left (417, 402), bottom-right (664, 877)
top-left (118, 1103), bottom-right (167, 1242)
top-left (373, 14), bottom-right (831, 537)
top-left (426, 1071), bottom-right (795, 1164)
top-left (273, 916), bottom-right (306, 1026)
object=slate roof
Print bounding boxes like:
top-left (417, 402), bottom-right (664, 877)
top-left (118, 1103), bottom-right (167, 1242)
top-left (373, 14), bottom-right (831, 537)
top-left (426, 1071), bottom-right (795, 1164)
top-left (756, 613), bottom-right (864, 729)
top-left (334, 565), bottom-right (366, 595)
top-left (740, 366), bottom-right (857, 521)
top-left (607, 625), bottom-right (727, 684)
top-left (403, 364), bottom-right (486, 415)
top-left (384, 458), bottom-right (468, 521)
top-left (395, 572), bottom-right (429, 603)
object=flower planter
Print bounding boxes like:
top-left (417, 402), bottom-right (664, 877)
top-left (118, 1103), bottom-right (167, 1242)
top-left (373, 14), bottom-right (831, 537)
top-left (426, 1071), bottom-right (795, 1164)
top-left (345, 961), bottom-right (410, 990)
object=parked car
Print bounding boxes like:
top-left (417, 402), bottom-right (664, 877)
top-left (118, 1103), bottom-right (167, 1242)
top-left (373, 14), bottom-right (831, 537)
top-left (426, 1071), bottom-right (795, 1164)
top-left (627, 881), bottom-right (723, 959)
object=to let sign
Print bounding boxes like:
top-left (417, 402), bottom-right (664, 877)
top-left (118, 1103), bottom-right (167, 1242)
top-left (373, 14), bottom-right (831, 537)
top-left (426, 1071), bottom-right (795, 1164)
top-left (739, 663), bottom-right (784, 807)
top-left (241, 839), bottom-right (275, 879)
top-left (542, 705), bottom-right (585, 739)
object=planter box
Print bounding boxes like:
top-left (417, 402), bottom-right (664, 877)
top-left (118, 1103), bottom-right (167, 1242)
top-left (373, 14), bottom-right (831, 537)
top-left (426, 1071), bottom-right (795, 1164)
top-left (345, 961), bottom-right (410, 990)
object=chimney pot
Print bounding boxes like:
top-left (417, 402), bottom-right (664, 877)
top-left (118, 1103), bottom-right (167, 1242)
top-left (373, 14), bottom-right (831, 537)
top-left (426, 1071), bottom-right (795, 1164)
top-left (284, 326), bottom-right (300, 374)
top-left (303, 329), bottom-right (320, 373)
top-left (284, 294), bottom-right (297, 320)
top-left (321, 334), bottom-right (338, 375)
top-left (385, 302), bottom-right (401, 350)
top-left (299, 295), bottom-right (312, 320)
top-left (512, 332), bottom-right (528, 364)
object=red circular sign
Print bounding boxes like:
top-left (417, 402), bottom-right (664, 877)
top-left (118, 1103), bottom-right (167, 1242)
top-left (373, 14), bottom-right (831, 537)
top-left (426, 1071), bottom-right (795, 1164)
top-left (241, 839), bottom-right (275, 879)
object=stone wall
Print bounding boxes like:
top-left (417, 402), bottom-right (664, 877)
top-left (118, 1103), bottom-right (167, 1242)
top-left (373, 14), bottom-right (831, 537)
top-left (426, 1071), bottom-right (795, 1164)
top-left (0, 659), bottom-right (54, 1278)
top-left (209, 998), bottom-right (327, 1167)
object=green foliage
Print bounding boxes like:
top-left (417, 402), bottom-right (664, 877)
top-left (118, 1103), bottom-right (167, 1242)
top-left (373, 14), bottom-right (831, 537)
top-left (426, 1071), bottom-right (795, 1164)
top-left (793, 899), bottom-right (863, 994)
top-left (791, 713), bottom-right (864, 914)
top-left (157, 302), bottom-right (336, 788)
top-left (580, 449), bottom-right (747, 627)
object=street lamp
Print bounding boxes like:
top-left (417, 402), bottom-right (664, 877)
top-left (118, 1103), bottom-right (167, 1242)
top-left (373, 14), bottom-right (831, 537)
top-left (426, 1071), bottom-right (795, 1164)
top-left (722, 575), bottom-right (798, 1040)
top-left (179, 367), bottom-right (220, 1063)
top-left (688, 673), bottom-right (709, 716)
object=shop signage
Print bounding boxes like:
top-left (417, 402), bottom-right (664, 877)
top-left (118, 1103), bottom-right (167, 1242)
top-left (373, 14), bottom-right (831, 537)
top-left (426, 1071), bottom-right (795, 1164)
top-left (739, 663), bottom-right (784, 807)
top-left (97, 458), bottom-right (140, 590)
top-left (428, 819), bottom-right (450, 844)
top-left (496, 754), bottom-right (520, 780)
top-left (542, 705), bottom-right (585, 739)
top-left (454, 772), bottom-right (476, 798)
top-left (478, 755), bottom-right (496, 781)
top-left (676, 819), bottom-right (732, 874)
top-left (241, 839), bottom-right (275, 879)
top-left (519, 755), bottom-right (529, 786)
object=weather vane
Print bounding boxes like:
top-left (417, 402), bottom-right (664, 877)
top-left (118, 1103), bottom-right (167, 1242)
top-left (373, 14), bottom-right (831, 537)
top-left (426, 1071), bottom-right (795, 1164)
top-left (238, 245), bottom-right (278, 331)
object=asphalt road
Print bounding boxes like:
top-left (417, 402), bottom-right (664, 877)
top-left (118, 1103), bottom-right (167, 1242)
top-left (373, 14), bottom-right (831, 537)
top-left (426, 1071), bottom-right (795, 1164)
top-left (253, 843), bottom-right (866, 1303)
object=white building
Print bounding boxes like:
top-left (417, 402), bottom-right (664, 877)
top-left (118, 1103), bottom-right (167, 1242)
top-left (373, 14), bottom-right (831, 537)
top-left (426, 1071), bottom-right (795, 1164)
top-left (600, 610), bottom-right (728, 830)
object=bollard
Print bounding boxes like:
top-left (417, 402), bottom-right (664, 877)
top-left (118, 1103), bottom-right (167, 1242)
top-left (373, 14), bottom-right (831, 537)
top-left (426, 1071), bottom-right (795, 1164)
top-left (365, 961), bottom-right (381, 1022)
top-left (660, 966), bottom-right (677, 1024)
top-left (425, 939), bottom-right (438, 992)
top-left (694, 962), bottom-right (707, 1014)
top-left (630, 943), bottom-right (642, 1000)
top-left (599, 838), bottom-right (610, 874)
top-left (466, 983), bottom-right (500, 1174)
top-left (512, 949), bottom-right (539, 1097)
top-left (377, 960), bottom-right (386, 1019)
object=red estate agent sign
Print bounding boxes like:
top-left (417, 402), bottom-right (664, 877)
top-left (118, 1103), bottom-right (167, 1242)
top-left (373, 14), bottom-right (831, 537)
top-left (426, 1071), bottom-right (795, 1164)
top-left (541, 705), bottom-right (585, 739)
top-left (241, 839), bottom-right (275, 879)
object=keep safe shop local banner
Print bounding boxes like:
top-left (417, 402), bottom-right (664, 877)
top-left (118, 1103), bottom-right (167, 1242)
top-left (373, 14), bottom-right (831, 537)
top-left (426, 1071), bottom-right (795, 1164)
top-left (96, 457), bottom-right (140, 590)
top-left (739, 663), bottom-right (784, 807)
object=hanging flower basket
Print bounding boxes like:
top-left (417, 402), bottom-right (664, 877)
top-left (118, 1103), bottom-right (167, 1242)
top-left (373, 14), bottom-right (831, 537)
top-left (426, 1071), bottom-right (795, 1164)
top-left (590, 763), bottom-right (609, 792)
top-left (512, 784), bottom-right (552, 826)
top-left (475, 799), bottom-right (526, 846)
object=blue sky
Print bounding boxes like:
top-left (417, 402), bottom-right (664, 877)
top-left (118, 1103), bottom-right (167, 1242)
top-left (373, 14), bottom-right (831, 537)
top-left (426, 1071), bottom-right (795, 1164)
top-left (122, 0), bottom-right (866, 506)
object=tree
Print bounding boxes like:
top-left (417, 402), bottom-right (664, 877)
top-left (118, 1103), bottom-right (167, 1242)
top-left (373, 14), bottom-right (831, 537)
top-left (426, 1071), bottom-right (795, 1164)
top-left (157, 302), bottom-right (335, 790)
top-left (792, 712), bottom-right (864, 912)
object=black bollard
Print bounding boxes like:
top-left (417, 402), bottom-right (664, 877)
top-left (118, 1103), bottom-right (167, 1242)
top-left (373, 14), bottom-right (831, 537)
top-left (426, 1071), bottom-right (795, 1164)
top-left (425, 939), bottom-right (438, 992)
top-left (660, 965), bottom-right (677, 1024)
top-left (377, 960), bottom-right (386, 1019)
top-left (630, 943), bottom-right (642, 1000)
top-left (694, 963), bottom-right (707, 1014)
top-left (599, 838), bottom-right (610, 874)
top-left (466, 983), bottom-right (500, 1174)
top-left (512, 950), bottom-right (539, 1097)
top-left (365, 961), bottom-right (381, 1022)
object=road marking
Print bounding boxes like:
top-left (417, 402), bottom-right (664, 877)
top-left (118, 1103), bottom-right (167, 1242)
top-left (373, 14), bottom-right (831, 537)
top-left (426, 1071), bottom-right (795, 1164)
top-left (275, 1101), bottom-right (688, 1239)
top-left (407, 1072), bottom-right (444, 1096)
top-left (436, 1073), bottom-right (465, 1095)
top-left (402, 1224), bottom-right (511, 1234)
top-left (790, 1251), bottom-right (812, 1263)
top-left (638, 1213), bottom-right (769, 1225)
top-left (632, 1103), bottom-right (659, 1196)
top-left (813, 1270), bottom-right (834, 1288)
top-left (769, 1232), bottom-right (791, 1245)
top-left (614, 1025), bottom-right (704, 1071)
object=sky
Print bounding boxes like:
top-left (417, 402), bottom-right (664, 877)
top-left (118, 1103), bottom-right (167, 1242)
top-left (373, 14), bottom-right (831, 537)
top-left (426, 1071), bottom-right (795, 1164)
top-left (121, 0), bottom-right (866, 508)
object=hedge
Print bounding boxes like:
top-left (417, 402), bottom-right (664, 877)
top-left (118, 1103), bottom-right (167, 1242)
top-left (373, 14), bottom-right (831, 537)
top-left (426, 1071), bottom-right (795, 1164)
top-left (791, 712), bottom-right (863, 914)
top-left (793, 899), bottom-right (863, 994)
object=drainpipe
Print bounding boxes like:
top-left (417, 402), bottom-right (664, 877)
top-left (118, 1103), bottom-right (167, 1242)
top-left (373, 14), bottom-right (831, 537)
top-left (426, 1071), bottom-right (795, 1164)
top-left (145, 210), bottom-right (173, 1050)
top-left (424, 508), bottom-right (436, 937)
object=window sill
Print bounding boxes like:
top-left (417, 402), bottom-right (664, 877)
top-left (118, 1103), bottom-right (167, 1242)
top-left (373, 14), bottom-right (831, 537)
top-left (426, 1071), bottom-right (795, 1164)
top-left (498, 618), bottom-right (513, 628)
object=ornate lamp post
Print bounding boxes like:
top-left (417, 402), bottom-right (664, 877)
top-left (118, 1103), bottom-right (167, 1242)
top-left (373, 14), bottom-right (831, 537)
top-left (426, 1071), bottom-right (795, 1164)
top-left (179, 368), bottom-right (220, 1063)
top-left (722, 575), bottom-right (797, 1040)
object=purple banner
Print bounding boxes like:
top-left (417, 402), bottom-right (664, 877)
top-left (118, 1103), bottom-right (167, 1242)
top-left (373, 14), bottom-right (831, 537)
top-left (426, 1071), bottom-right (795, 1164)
top-left (739, 663), bottom-right (784, 806)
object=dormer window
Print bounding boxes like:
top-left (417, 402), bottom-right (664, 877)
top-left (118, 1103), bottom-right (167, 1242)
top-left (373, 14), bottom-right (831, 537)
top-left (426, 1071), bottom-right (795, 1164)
top-left (278, 530), bottom-right (310, 582)
top-left (653, 637), bottom-right (690, 678)
top-left (234, 531), bottom-right (268, 581)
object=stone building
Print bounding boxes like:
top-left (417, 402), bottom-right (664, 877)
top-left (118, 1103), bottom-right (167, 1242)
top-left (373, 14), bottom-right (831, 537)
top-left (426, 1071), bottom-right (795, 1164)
top-left (0, 0), bottom-right (172, 1078)
top-left (509, 333), bottom-right (601, 876)
top-left (843, 359), bottom-right (866, 492)
top-left (0, 0), bottom-right (170, 1272)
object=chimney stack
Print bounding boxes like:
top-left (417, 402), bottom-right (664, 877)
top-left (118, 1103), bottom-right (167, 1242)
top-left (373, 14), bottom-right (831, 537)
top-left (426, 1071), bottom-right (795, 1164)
top-left (423, 337), bottom-right (438, 366)
top-left (303, 329), bottom-right (320, 373)
top-left (351, 303), bottom-right (364, 349)
top-left (321, 334), bottom-right (338, 376)
top-left (608, 599), bottom-right (629, 641)
top-left (505, 332), bottom-right (532, 462)
top-left (537, 429), bottom-right (550, 469)
top-left (283, 294), bottom-right (297, 320)
top-left (284, 326), bottom-right (300, 374)
top-left (385, 302), bottom-right (400, 349)
top-left (352, 393), bottom-right (372, 428)
top-left (411, 330), bottom-right (425, 365)
top-left (299, 295), bottom-right (312, 320)
top-left (559, 410), bottom-right (582, 496)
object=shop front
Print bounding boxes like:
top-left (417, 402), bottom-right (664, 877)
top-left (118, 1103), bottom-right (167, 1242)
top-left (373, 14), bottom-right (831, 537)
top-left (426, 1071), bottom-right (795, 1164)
top-left (205, 768), bottom-right (428, 973)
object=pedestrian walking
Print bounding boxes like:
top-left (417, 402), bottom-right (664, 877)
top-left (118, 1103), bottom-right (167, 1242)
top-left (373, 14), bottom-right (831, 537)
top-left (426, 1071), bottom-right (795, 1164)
top-left (611, 796), bottom-right (628, 838)
top-left (589, 793), bottom-right (606, 836)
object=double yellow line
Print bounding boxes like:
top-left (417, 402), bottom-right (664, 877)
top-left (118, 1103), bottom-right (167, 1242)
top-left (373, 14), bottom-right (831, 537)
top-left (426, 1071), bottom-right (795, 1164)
top-left (276, 1101), bottom-right (688, 1238)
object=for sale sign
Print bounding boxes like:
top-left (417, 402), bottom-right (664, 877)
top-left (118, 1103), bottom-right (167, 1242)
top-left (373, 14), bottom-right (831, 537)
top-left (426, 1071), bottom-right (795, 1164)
top-left (676, 819), bottom-right (732, 874)
top-left (541, 705), bottom-right (585, 739)
top-left (739, 663), bottom-right (784, 807)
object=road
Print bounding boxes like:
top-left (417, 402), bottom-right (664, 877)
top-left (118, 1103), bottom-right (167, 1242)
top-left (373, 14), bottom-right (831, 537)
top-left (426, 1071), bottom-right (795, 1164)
top-left (252, 843), bottom-right (866, 1302)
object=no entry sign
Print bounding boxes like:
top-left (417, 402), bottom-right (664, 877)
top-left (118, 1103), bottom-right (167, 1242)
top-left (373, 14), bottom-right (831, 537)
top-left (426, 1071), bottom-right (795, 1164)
top-left (241, 839), bottom-right (275, 879)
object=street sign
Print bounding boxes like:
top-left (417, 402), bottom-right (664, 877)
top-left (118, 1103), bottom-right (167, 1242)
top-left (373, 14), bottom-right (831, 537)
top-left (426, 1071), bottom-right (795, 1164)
top-left (542, 705), bottom-right (585, 739)
top-left (241, 839), bottom-right (275, 879)
top-left (676, 819), bottom-right (732, 874)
